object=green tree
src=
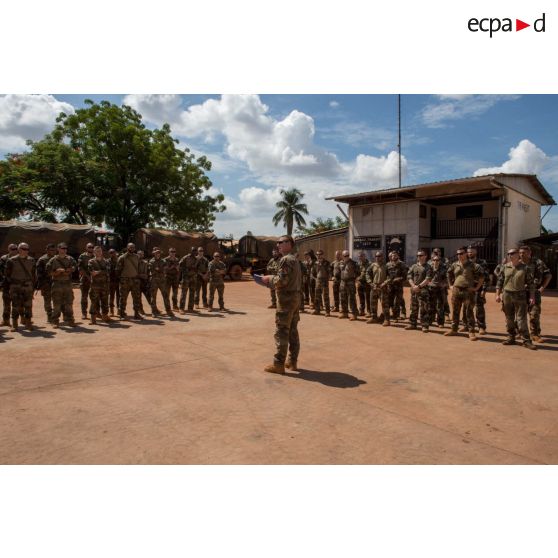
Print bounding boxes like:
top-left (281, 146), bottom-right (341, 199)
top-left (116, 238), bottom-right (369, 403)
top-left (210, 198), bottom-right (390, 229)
top-left (272, 188), bottom-right (308, 236)
top-left (296, 215), bottom-right (348, 236)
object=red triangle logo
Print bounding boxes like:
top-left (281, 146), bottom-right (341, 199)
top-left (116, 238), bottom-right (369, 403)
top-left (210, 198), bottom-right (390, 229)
top-left (516, 19), bottom-right (530, 31)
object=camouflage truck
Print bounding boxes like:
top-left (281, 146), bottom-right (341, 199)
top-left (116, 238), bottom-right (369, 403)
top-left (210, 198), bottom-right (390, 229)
top-left (133, 228), bottom-right (220, 258)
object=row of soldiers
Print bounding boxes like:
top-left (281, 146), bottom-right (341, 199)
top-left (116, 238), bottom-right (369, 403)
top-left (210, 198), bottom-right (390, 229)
top-left (0, 242), bottom-right (228, 332)
top-left (266, 244), bottom-right (552, 349)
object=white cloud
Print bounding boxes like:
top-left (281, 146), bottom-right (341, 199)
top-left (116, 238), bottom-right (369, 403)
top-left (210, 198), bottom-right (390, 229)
top-left (421, 95), bottom-right (520, 128)
top-left (123, 94), bottom-right (183, 125)
top-left (329, 100), bottom-right (340, 108)
top-left (0, 94), bottom-right (75, 151)
top-left (350, 152), bottom-right (407, 185)
top-left (473, 139), bottom-right (549, 176)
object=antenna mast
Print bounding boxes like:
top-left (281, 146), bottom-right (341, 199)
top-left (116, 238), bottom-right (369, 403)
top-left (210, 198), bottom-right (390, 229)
top-left (398, 94), bottom-right (402, 188)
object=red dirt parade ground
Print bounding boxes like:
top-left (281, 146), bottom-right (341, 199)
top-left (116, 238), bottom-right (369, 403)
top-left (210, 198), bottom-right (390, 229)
top-left (1, 280), bottom-right (557, 464)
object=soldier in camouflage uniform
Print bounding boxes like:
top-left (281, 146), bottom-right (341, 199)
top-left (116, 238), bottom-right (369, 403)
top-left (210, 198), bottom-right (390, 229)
top-left (385, 251), bottom-right (406, 321)
top-left (305, 251), bottom-right (316, 308)
top-left (36, 243), bottom-right (56, 323)
top-left (463, 246), bottom-right (490, 335)
top-left (330, 250), bottom-right (342, 312)
top-left (137, 250), bottom-right (151, 314)
top-left (266, 248), bottom-right (281, 309)
top-left (430, 248), bottom-right (450, 317)
top-left (107, 248), bottom-right (120, 316)
top-left (496, 248), bottom-right (537, 350)
top-left (5, 243), bottom-right (36, 331)
top-left (519, 245), bottom-right (552, 343)
top-left (312, 250), bottom-right (331, 316)
top-left (406, 251), bottom-right (433, 332)
top-left (208, 252), bottom-right (227, 311)
top-left (444, 247), bottom-right (484, 341)
top-left (149, 248), bottom-right (174, 317)
top-left (78, 243), bottom-right (95, 319)
top-left (262, 235), bottom-right (301, 374)
top-left (194, 247), bottom-right (210, 309)
top-left (365, 251), bottom-right (390, 325)
top-left (46, 243), bottom-right (77, 328)
top-left (164, 248), bottom-right (181, 311)
top-left (427, 254), bottom-right (447, 328)
top-left (299, 257), bottom-right (307, 313)
top-left (356, 251), bottom-right (371, 317)
top-left (339, 250), bottom-right (359, 320)
top-left (88, 246), bottom-right (111, 324)
top-left (116, 243), bottom-right (142, 320)
top-left (179, 248), bottom-right (199, 314)
top-left (1, 244), bottom-right (18, 326)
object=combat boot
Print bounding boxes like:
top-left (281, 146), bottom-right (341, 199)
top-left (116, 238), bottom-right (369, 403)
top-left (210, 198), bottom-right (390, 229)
top-left (52, 320), bottom-right (59, 329)
top-left (349, 314), bottom-right (358, 321)
top-left (478, 328), bottom-right (487, 335)
top-left (531, 335), bottom-right (543, 343)
top-left (102, 314), bottom-right (112, 322)
top-left (10, 318), bottom-right (18, 332)
top-left (82, 313), bottom-right (87, 320)
top-left (133, 312), bottom-right (142, 320)
top-left (311, 310), bottom-right (320, 315)
top-left (90, 315), bottom-right (97, 325)
top-left (267, 304), bottom-right (276, 309)
top-left (502, 337), bottom-right (516, 346)
top-left (24, 318), bottom-right (33, 331)
top-left (167, 310), bottom-right (175, 318)
top-left (264, 363), bottom-right (285, 374)
top-left (444, 330), bottom-right (458, 336)
top-left (366, 317), bottom-right (375, 324)
top-left (67, 320), bottom-right (77, 327)
top-left (523, 340), bottom-right (537, 350)
top-left (2, 318), bottom-right (10, 327)
top-left (325, 311), bottom-right (330, 317)
top-left (285, 359), bottom-right (298, 372)
top-left (422, 327), bottom-right (429, 333)
top-left (333, 307), bottom-right (339, 313)
top-left (405, 324), bottom-right (418, 330)
top-left (220, 307), bottom-right (227, 312)
top-left (459, 326), bottom-right (468, 333)
top-left (208, 306), bottom-right (214, 312)
top-left (338, 313), bottom-right (348, 319)
top-left (151, 307), bottom-right (161, 316)
top-left (469, 332), bottom-right (478, 341)
top-left (382, 320), bottom-right (391, 327)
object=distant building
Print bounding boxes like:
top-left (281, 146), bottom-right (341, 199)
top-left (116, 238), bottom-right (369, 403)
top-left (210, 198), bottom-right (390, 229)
top-left (328, 174), bottom-right (555, 266)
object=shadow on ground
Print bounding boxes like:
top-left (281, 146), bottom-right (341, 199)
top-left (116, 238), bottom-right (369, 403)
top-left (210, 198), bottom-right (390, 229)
top-left (284, 368), bottom-right (367, 389)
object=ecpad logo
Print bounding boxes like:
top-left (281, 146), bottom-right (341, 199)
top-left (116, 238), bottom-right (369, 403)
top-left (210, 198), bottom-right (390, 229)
top-left (468, 13), bottom-right (546, 37)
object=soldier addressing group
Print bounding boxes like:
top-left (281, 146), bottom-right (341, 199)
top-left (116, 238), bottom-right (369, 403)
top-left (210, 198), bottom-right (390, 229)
top-left (330, 250), bottom-right (343, 313)
top-left (208, 251), bottom-right (227, 312)
top-left (149, 248), bottom-right (174, 317)
top-left (1, 243), bottom-right (18, 326)
top-left (339, 250), bottom-right (359, 321)
top-left (266, 248), bottom-right (281, 309)
top-left (365, 251), bottom-right (390, 326)
top-left (164, 248), bottom-right (181, 311)
top-left (406, 251), bottom-right (433, 333)
top-left (46, 242), bottom-right (77, 328)
top-left (4, 242), bottom-right (36, 332)
top-left (116, 243), bottom-right (142, 320)
top-left (178, 247), bottom-right (199, 314)
top-left (78, 242), bottom-right (95, 320)
top-left (88, 245), bottom-right (111, 324)
top-left (35, 243), bottom-right (56, 323)
top-left (356, 251), bottom-right (371, 317)
top-left (312, 250), bottom-right (331, 316)
top-left (195, 247), bottom-right (210, 309)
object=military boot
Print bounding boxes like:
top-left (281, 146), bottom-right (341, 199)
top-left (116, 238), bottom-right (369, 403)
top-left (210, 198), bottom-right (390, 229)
top-left (478, 328), bottom-right (487, 335)
top-left (133, 311), bottom-right (142, 320)
top-left (349, 314), bottom-right (358, 321)
top-left (382, 320), bottom-right (391, 327)
top-left (338, 313), bottom-right (348, 319)
top-left (285, 359), bottom-right (298, 372)
top-left (10, 318), bottom-right (18, 332)
top-left (502, 337), bottom-right (516, 345)
top-left (444, 330), bottom-right (458, 336)
top-left (523, 341), bottom-right (537, 350)
top-left (2, 318), bottom-right (10, 327)
top-left (531, 335), bottom-right (543, 343)
top-left (267, 304), bottom-right (276, 309)
top-left (208, 306), bottom-right (214, 312)
top-left (24, 318), bottom-right (33, 331)
top-left (311, 310), bottom-right (320, 315)
top-left (469, 332), bottom-right (478, 341)
top-left (405, 324), bottom-right (418, 330)
top-left (102, 314), bottom-right (112, 322)
top-left (264, 363), bottom-right (285, 374)
top-left (90, 315), bottom-right (97, 325)
top-left (325, 310), bottom-right (331, 317)
top-left (52, 320), bottom-right (60, 329)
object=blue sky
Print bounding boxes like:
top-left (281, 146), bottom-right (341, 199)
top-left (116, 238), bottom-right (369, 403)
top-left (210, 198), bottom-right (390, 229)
top-left (1, 94), bottom-right (557, 237)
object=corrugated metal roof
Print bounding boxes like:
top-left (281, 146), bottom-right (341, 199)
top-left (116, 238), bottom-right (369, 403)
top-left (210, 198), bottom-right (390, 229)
top-left (0, 220), bottom-right (95, 232)
top-left (295, 226), bottom-right (348, 241)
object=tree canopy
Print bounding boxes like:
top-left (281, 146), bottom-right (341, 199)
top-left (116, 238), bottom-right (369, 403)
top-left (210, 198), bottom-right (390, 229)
top-left (272, 188), bottom-right (308, 236)
top-left (0, 100), bottom-right (225, 241)
top-left (296, 216), bottom-right (348, 236)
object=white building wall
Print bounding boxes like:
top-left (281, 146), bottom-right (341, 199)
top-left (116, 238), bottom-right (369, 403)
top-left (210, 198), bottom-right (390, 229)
top-left (504, 189), bottom-right (541, 250)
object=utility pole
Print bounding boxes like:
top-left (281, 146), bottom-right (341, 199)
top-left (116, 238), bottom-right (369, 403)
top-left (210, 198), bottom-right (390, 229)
top-left (398, 94), bottom-right (402, 188)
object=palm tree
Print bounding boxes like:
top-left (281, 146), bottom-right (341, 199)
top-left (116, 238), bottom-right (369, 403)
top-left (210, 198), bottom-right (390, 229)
top-left (272, 188), bottom-right (308, 236)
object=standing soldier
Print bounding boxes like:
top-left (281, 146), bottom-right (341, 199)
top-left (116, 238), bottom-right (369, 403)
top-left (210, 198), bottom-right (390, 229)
top-left (339, 250), bottom-right (359, 320)
top-left (78, 243), bottom-right (95, 320)
top-left (262, 236), bottom-right (302, 374)
top-left (366, 251), bottom-right (390, 325)
top-left (149, 248), bottom-right (173, 317)
top-left (431, 248), bottom-right (450, 317)
top-left (312, 250), bottom-right (331, 316)
top-left (299, 256), bottom-right (307, 313)
top-left (330, 250), bottom-right (343, 313)
top-left (356, 251), bottom-right (371, 317)
top-left (208, 252), bottom-right (227, 312)
top-left (406, 251), bottom-right (433, 333)
top-left (137, 250), bottom-right (151, 314)
top-left (88, 245), bottom-right (111, 324)
top-left (385, 251), bottom-right (406, 322)
top-left (1, 243), bottom-right (18, 326)
top-left (179, 247), bottom-right (199, 314)
top-left (5, 243), bottom-right (36, 331)
top-left (266, 248), bottom-right (281, 309)
top-left (465, 246), bottom-right (490, 335)
top-left (444, 247), bottom-right (484, 341)
top-left (46, 243), bottom-right (77, 328)
top-left (107, 248), bottom-right (120, 316)
top-left (116, 243), bottom-right (142, 320)
top-left (195, 247), bottom-right (210, 309)
top-left (496, 248), bottom-right (537, 350)
top-left (427, 253), bottom-right (447, 328)
top-left (306, 250), bottom-right (317, 308)
top-left (164, 248), bottom-right (181, 311)
top-left (519, 245), bottom-right (552, 343)
top-left (36, 243), bottom-right (56, 323)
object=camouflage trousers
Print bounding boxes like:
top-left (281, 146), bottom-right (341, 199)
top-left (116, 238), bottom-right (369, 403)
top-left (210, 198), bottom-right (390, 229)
top-left (2, 286), bottom-right (12, 321)
top-left (461, 290), bottom-right (486, 329)
top-left (109, 280), bottom-right (120, 312)
top-left (9, 283), bottom-right (33, 320)
top-left (150, 277), bottom-right (171, 313)
top-left (40, 282), bottom-right (53, 321)
top-left (503, 291), bottom-right (531, 342)
top-left (428, 287), bottom-right (445, 326)
top-left (89, 284), bottom-right (109, 316)
top-left (51, 282), bottom-right (74, 322)
top-left (180, 276), bottom-right (197, 311)
top-left (195, 277), bottom-right (208, 306)
top-left (302, 277), bottom-right (309, 305)
top-left (340, 280), bottom-right (358, 316)
top-left (370, 286), bottom-right (389, 320)
top-left (80, 276), bottom-right (91, 316)
top-left (527, 290), bottom-right (543, 336)
top-left (139, 278), bottom-right (151, 309)
top-left (309, 277), bottom-right (316, 306)
top-left (357, 281), bottom-right (371, 314)
top-left (119, 277), bottom-right (141, 315)
top-left (314, 279), bottom-right (330, 313)
top-left (165, 275), bottom-right (180, 308)
top-left (387, 284), bottom-right (404, 319)
top-left (450, 287), bottom-right (475, 332)
top-left (209, 282), bottom-right (225, 309)
top-left (409, 288), bottom-right (430, 328)
top-left (332, 279), bottom-right (340, 310)
top-left (274, 301), bottom-right (300, 365)
top-left (270, 286), bottom-right (277, 306)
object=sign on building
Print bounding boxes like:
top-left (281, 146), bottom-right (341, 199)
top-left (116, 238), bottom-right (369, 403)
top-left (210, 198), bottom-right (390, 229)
top-left (353, 236), bottom-right (382, 250)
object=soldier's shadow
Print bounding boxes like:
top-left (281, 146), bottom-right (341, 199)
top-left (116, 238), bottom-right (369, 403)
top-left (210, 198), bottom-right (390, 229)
top-left (18, 327), bottom-right (57, 339)
top-left (221, 309), bottom-right (246, 315)
top-left (284, 369), bottom-right (366, 389)
top-left (59, 324), bottom-right (96, 334)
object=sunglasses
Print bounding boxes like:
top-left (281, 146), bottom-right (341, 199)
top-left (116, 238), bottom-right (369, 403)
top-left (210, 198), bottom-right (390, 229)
top-left (456, 252), bottom-right (465, 255)
top-left (277, 240), bottom-right (289, 245)
top-left (508, 251), bottom-right (518, 256)
top-left (59, 247), bottom-right (67, 250)
top-left (20, 247), bottom-right (29, 251)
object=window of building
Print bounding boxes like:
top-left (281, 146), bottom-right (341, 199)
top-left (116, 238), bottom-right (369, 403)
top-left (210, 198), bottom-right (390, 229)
top-left (456, 205), bottom-right (483, 219)
top-left (419, 204), bottom-right (427, 219)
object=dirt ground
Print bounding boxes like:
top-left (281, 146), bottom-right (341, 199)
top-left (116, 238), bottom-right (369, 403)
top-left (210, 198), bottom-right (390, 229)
top-left (1, 280), bottom-right (557, 464)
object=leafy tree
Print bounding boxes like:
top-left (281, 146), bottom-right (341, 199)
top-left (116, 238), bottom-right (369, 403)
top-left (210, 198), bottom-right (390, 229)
top-left (296, 216), bottom-right (348, 236)
top-left (272, 188), bottom-right (308, 236)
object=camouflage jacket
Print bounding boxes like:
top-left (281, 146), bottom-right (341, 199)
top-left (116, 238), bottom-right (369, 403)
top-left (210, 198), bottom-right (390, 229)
top-left (88, 257), bottom-right (110, 287)
top-left (271, 252), bottom-right (301, 311)
top-left (197, 256), bottom-right (209, 277)
top-left (266, 256), bottom-right (281, 275)
top-left (385, 260), bottom-right (406, 286)
top-left (330, 259), bottom-right (343, 282)
top-left (78, 252), bottom-right (94, 278)
top-left (164, 256), bottom-right (180, 278)
top-left (523, 257), bottom-right (551, 289)
top-left (407, 262), bottom-right (433, 288)
top-left (149, 257), bottom-right (167, 280)
top-left (357, 258), bottom-right (370, 283)
top-left (179, 254), bottom-right (198, 280)
top-left (208, 260), bottom-right (227, 283)
top-left (311, 259), bottom-right (331, 282)
top-left (5, 255), bottom-right (36, 285)
top-left (470, 257), bottom-right (490, 291)
top-left (46, 255), bottom-right (77, 283)
top-left (497, 262), bottom-right (535, 297)
top-left (365, 261), bottom-right (388, 287)
top-left (36, 253), bottom-right (53, 288)
top-left (138, 259), bottom-right (149, 281)
top-left (108, 257), bottom-right (119, 282)
top-left (447, 260), bottom-right (482, 289)
top-left (340, 258), bottom-right (358, 282)
top-left (428, 263), bottom-right (448, 288)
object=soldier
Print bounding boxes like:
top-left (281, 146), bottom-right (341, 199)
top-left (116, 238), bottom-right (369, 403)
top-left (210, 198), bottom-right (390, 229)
top-left (46, 243), bottom-right (77, 328)
top-left (430, 248), bottom-right (450, 317)
top-left (116, 243), bottom-right (142, 320)
top-left (427, 253), bottom-right (447, 328)
top-left (208, 252), bottom-right (227, 311)
top-left (88, 245), bottom-right (111, 324)
top-left (266, 248), bottom-right (281, 309)
top-left (299, 256), bottom-right (307, 313)
top-left (365, 251), bottom-right (390, 325)
top-left (330, 250), bottom-right (343, 312)
top-left (179, 247), bottom-right (199, 314)
top-left (385, 251), bottom-right (406, 322)
top-left (444, 247), bottom-right (484, 341)
top-left (339, 250), bottom-right (359, 320)
top-left (518, 245), bottom-right (552, 343)
top-left (262, 235), bottom-right (301, 374)
top-left (5, 243), bottom-right (36, 331)
top-left (137, 250), bottom-right (151, 314)
top-left (36, 243), bottom-right (56, 323)
top-left (78, 242), bottom-right (95, 320)
top-left (496, 248), bottom-right (537, 350)
top-left (164, 247), bottom-right (181, 311)
top-left (463, 246), bottom-right (490, 335)
top-left (194, 247), bottom-right (210, 309)
top-left (312, 250), bottom-right (331, 316)
top-left (306, 250), bottom-right (316, 308)
top-left (355, 251), bottom-right (371, 317)
top-left (406, 251), bottom-right (433, 332)
top-left (1, 243), bottom-right (18, 326)
top-left (107, 248), bottom-right (120, 316)
top-left (149, 248), bottom-right (173, 317)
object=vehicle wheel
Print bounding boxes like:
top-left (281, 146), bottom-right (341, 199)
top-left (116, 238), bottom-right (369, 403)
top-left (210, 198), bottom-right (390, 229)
top-left (229, 264), bottom-right (243, 281)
